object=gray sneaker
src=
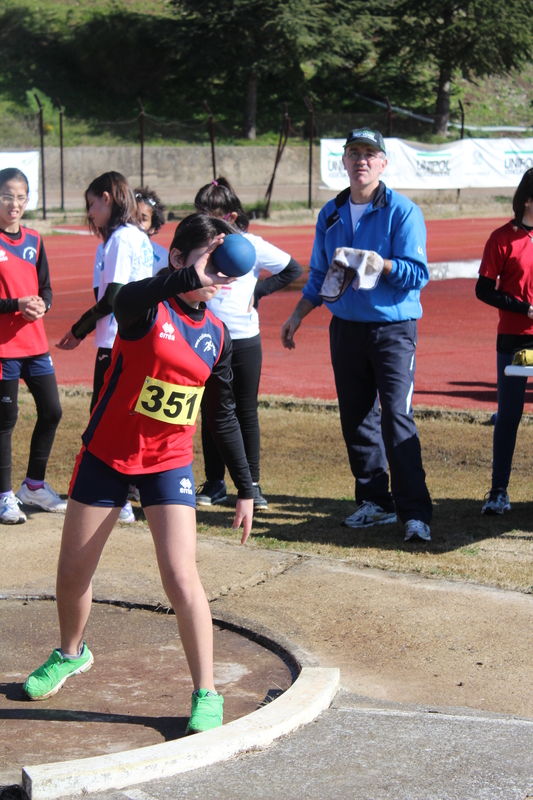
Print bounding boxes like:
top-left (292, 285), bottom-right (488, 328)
top-left (404, 519), bottom-right (431, 542)
top-left (481, 488), bottom-right (510, 515)
top-left (0, 492), bottom-right (26, 524)
top-left (16, 482), bottom-right (67, 513)
top-left (342, 501), bottom-right (397, 528)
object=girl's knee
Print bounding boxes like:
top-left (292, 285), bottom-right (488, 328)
top-left (0, 400), bottom-right (18, 434)
top-left (161, 567), bottom-right (203, 607)
top-left (39, 402), bottom-right (62, 428)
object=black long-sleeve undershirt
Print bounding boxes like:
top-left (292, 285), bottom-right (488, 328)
top-left (71, 282), bottom-right (124, 340)
top-left (253, 257), bottom-right (303, 308)
top-left (0, 227), bottom-right (52, 313)
top-left (475, 275), bottom-right (530, 316)
top-left (113, 267), bottom-right (253, 498)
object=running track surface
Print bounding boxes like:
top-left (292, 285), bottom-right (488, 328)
top-left (43, 216), bottom-right (533, 412)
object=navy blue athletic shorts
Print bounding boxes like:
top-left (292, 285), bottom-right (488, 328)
top-left (0, 353), bottom-right (55, 381)
top-left (69, 448), bottom-right (196, 509)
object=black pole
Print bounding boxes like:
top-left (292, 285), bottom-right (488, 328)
top-left (458, 99), bottom-right (465, 139)
top-left (457, 100), bottom-right (465, 201)
top-left (56, 98), bottom-right (64, 212)
top-left (264, 102), bottom-right (290, 218)
top-left (385, 96), bottom-right (392, 138)
top-left (203, 101), bottom-right (217, 180)
top-left (137, 97), bottom-right (144, 186)
top-left (34, 93), bottom-right (46, 220)
top-left (304, 97), bottom-right (314, 210)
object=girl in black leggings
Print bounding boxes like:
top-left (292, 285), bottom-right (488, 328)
top-left (0, 167), bottom-right (64, 523)
top-left (194, 177), bottom-right (302, 509)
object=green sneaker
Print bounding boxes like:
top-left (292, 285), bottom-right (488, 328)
top-left (23, 643), bottom-right (93, 700)
top-left (185, 688), bottom-right (224, 734)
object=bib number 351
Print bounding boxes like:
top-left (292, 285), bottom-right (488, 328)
top-left (135, 376), bottom-right (204, 425)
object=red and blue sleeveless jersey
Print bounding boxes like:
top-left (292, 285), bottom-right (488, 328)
top-left (0, 226), bottom-right (49, 358)
top-left (82, 297), bottom-right (225, 474)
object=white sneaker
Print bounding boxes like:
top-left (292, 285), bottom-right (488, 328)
top-left (342, 501), bottom-right (397, 528)
top-left (404, 519), bottom-right (431, 542)
top-left (0, 492), bottom-right (26, 524)
top-left (16, 482), bottom-right (67, 513)
top-left (118, 501), bottom-right (135, 523)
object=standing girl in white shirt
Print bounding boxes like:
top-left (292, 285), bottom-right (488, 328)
top-left (194, 177), bottom-right (302, 509)
top-left (57, 171), bottom-right (153, 522)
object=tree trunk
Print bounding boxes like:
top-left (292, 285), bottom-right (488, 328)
top-left (242, 72), bottom-right (257, 140)
top-left (433, 66), bottom-right (452, 135)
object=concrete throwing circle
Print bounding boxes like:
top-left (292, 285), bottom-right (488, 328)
top-left (0, 598), bottom-right (293, 785)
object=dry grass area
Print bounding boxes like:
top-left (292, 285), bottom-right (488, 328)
top-left (12, 387), bottom-right (533, 594)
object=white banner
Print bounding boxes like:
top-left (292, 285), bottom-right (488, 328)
top-left (0, 152), bottom-right (40, 210)
top-left (321, 137), bottom-right (533, 191)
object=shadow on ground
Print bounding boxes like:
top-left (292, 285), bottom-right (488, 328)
top-left (0, 685), bottom-right (188, 741)
top-left (197, 495), bottom-right (533, 554)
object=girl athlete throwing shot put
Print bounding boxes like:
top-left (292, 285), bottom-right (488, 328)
top-left (23, 214), bottom-right (254, 735)
top-left (0, 167), bottom-right (65, 523)
top-left (194, 177), bottom-right (302, 509)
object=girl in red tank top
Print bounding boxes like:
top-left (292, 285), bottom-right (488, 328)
top-left (23, 214), bottom-right (254, 736)
top-left (0, 167), bottom-right (65, 524)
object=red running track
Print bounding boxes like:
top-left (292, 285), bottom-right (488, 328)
top-left (42, 216), bottom-right (533, 412)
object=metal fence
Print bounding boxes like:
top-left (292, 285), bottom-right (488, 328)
top-left (16, 92), bottom-right (532, 219)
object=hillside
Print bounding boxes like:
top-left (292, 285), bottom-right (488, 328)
top-left (0, 0), bottom-right (532, 149)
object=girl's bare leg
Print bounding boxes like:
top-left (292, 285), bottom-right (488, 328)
top-left (144, 504), bottom-right (215, 691)
top-left (56, 499), bottom-right (121, 655)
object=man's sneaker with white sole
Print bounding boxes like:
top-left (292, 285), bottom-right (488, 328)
top-left (342, 501), bottom-right (397, 529)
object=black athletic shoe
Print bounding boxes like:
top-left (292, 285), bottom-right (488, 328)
top-left (252, 484), bottom-right (268, 510)
top-left (196, 480), bottom-right (227, 506)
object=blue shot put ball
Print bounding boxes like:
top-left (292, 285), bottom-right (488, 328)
top-left (212, 234), bottom-right (256, 277)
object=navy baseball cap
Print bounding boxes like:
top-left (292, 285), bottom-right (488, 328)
top-left (344, 128), bottom-right (386, 154)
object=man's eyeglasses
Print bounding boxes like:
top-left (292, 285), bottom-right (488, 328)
top-left (0, 194), bottom-right (28, 206)
top-left (345, 150), bottom-right (383, 163)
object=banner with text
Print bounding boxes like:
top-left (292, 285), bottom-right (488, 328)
top-left (0, 152), bottom-right (40, 210)
top-left (321, 138), bottom-right (533, 191)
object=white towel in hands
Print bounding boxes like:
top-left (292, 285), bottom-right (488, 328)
top-left (319, 247), bottom-right (384, 302)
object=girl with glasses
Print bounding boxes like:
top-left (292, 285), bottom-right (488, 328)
top-left (0, 167), bottom-right (65, 523)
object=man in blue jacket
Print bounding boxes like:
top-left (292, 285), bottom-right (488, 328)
top-left (281, 128), bottom-right (432, 542)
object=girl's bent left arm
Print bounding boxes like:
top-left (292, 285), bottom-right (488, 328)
top-left (254, 257), bottom-right (303, 307)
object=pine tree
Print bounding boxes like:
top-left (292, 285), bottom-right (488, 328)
top-left (378, 0), bottom-right (533, 134)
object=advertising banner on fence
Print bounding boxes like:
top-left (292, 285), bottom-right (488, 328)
top-left (0, 152), bottom-right (39, 210)
top-left (321, 138), bottom-right (533, 191)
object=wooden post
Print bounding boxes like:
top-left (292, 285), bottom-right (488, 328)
top-left (264, 103), bottom-right (290, 218)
